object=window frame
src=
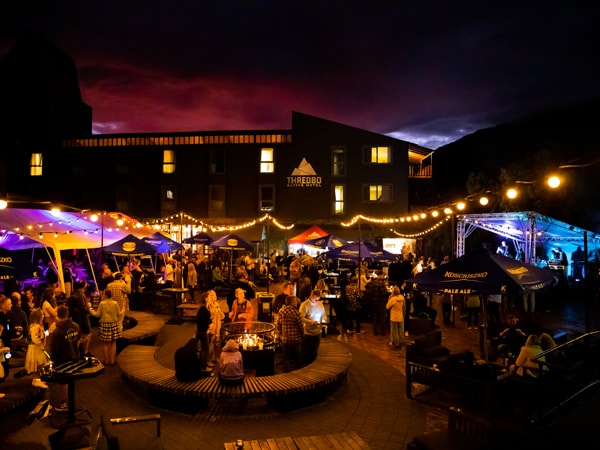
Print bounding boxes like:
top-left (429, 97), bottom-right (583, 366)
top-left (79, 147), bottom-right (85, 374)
top-left (260, 148), bottom-right (275, 173)
top-left (362, 145), bottom-right (392, 164)
top-left (363, 183), bottom-right (393, 202)
top-left (332, 147), bottom-right (346, 176)
top-left (162, 149), bottom-right (176, 174)
top-left (30, 153), bottom-right (43, 176)
top-left (332, 184), bottom-right (346, 215)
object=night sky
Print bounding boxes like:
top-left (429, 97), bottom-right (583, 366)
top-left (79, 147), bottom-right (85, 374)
top-left (2, 1), bottom-right (600, 149)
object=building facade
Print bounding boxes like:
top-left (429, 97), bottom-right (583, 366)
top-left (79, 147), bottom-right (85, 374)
top-left (0, 35), bottom-right (433, 238)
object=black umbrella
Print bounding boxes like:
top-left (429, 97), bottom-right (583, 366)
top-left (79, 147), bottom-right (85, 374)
top-left (183, 232), bottom-right (213, 245)
top-left (323, 242), bottom-right (398, 263)
top-left (210, 234), bottom-right (254, 251)
top-left (210, 234), bottom-right (255, 282)
top-left (406, 248), bottom-right (557, 295)
top-left (142, 232), bottom-right (183, 253)
top-left (103, 234), bottom-right (157, 257)
top-left (303, 234), bottom-right (348, 249)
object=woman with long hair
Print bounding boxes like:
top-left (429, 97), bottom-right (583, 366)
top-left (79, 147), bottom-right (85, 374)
top-left (25, 309), bottom-right (49, 389)
top-left (89, 289), bottom-right (124, 365)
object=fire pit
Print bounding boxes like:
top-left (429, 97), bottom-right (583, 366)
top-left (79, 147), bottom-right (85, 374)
top-left (220, 321), bottom-right (277, 376)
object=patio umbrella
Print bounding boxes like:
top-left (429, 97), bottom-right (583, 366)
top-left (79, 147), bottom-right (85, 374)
top-left (323, 242), bottom-right (398, 263)
top-left (210, 234), bottom-right (254, 251)
top-left (183, 232), bottom-right (213, 245)
top-left (142, 232), bottom-right (183, 253)
top-left (303, 234), bottom-right (348, 249)
top-left (103, 234), bottom-right (157, 257)
top-left (210, 234), bottom-right (255, 282)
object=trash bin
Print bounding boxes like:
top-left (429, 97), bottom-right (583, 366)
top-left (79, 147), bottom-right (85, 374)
top-left (257, 293), bottom-right (275, 322)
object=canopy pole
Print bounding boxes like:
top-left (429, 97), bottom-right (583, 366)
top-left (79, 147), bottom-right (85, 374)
top-left (44, 245), bottom-right (65, 293)
top-left (85, 248), bottom-right (99, 294)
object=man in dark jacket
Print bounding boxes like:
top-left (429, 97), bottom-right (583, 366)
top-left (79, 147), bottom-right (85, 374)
top-left (67, 280), bottom-right (92, 357)
top-left (49, 305), bottom-right (81, 411)
top-left (366, 270), bottom-right (389, 336)
top-left (196, 293), bottom-right (212, 371)
top-left (50, 305), bottom-right (81, 364)
top-left (175, 338), bottom-right (204, 381)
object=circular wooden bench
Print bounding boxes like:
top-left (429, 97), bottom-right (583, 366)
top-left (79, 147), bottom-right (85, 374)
top-left (118, 339), bottom-right (352, 410)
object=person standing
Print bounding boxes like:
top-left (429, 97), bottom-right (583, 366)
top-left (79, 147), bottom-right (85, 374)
top-left (0, 295), bottom-right (13, 381)
top-left (229, 287), bottom-right (255, 330)
top-left (487, 293), bottom-right (502, 324)
top-left (206, 289), bottom-right (224, 365)
top-left (386, 285), bottom-right (406, 348)
top-left (368, 270), bottom-right (389, 336)
top-left (67, 280), bottom-right (92, 357)
top-left (465, 293), bottom-right (481, 330)
top-left (105, 272), bottom-right (130, 331)
top-left (49, 305), bottom-right (81, 411)
top-left (163, 259), bottom-right (175, 288)
top-left (345, 276), bottom-right (363, 334)
top-left (196, 293), bottom-right (212, 371)
top-left (299, 290), bottom-right (327, 365)
top-left (41, 287), bottom-right (58, 334)
top-left (25, 309), bottom-right (49, 389)
top-left (186, 261), bottom-right (198, 301)
top-left (88, 290), bottom-right (123, 366)
top-left (277, 295), bottom-right (304, 370)
top-left (273, 281), bottom-right (294, 315)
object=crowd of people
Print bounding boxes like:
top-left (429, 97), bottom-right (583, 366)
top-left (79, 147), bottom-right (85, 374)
top-left (0, 253), bottom-right (141, 409)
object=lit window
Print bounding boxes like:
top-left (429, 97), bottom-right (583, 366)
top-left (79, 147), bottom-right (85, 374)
top-left (363, 146), bottom-right (391, 164)
top-left (30, 153), bottom-right (43, 176)
top-left (333, 185), bottom-right (345, 214)
top-left (260, 148), bottom-right (274, 173)
top-left (364, 184), bottom-right (393, 202)
top-left (332, 148), bottom-right (346, 176)
top-left (163, 150), bottom-right (176, 174)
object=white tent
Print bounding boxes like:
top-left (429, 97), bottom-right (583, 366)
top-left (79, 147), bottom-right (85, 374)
top-left (0, 208), bottom-right (154, 291)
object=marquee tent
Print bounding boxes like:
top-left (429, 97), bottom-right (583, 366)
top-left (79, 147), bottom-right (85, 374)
top-left (288, 225), bottom-right (329, 245)
top-left (0, 208), bottom-right (152, 290)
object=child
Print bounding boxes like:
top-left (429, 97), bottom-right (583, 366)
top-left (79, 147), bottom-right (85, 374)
top-left (25, 309), bottom-right (49, 389)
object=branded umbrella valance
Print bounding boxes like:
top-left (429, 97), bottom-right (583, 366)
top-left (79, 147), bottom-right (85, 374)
top-left (407, 249), bottom-right (558, 295)
top-left (102, 234), bottom-right (157, 257)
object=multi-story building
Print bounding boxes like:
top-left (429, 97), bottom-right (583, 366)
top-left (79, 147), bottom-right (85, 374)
top-left (0, 34), bottom-right (433, 240)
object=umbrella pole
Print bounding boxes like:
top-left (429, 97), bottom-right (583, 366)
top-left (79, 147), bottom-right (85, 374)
top-left (482, 295), bottom-right (488, 361)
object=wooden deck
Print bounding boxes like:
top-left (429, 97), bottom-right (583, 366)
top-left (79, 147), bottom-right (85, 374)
top-left (224, 431), bottom-right (370, 449)
top-left (118, 339), bottom-right (352, 403)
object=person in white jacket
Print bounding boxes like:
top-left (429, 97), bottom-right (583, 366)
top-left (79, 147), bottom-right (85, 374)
top-left (386, 286), bottom-right (406, 348)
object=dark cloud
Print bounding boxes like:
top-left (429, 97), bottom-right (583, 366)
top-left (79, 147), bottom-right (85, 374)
top-left (2, 2), bottom-right (600, 147)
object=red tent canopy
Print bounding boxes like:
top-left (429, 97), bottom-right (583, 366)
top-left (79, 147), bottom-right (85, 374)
top-left (288, 225), bottom-right (329, 245)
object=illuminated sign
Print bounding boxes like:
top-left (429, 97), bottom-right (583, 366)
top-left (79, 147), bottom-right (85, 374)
top-left (287, 158), bottom-right (321, 187)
